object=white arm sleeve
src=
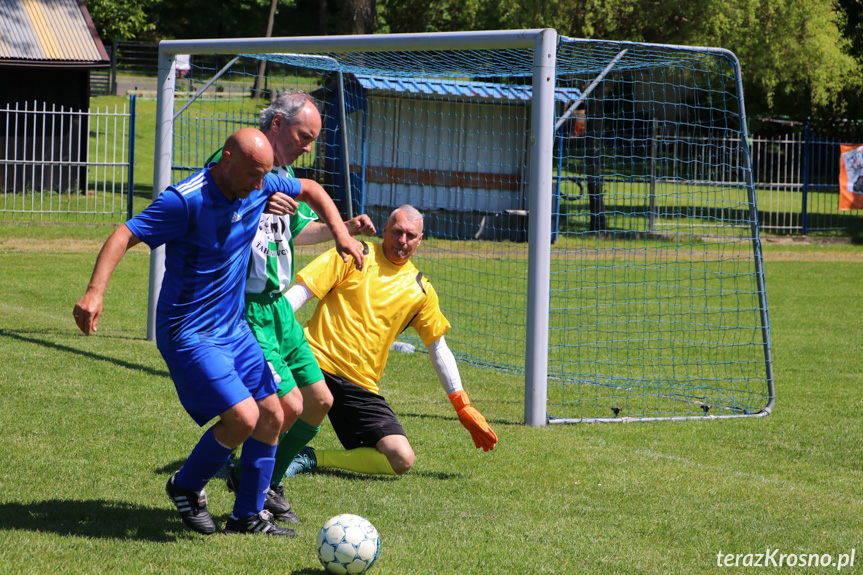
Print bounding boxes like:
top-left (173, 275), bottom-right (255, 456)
top-left (427, 336), bottom-right (464, 397)
top-left (284, 282), bottom-right (314, 313)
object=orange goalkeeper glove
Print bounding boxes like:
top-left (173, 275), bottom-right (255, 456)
top-left (449, 390), bottom-right (498, 451)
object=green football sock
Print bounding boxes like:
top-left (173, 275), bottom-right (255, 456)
top-left (271, 419), bottom-right (320, 485)
top-left (317, 447), bottom-right (397, 476)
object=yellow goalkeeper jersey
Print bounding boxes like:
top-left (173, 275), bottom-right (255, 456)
top-left (298, 242), bottom-right (450, 394)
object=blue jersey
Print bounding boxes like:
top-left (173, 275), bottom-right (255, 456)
top-left (127, 168), bottom-right (301, 347)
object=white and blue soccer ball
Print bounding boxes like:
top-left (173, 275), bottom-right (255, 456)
top-left (316, 513), bottom-right (380, 575)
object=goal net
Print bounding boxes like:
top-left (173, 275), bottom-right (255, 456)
top-left (158, 31), bottom-right (774, 423)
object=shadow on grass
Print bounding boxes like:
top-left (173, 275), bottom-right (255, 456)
top-left (153, 459), bottom-right (185, 476)
top-left (310, 467), bottom-right (461, 481)
top-left (0, 328), bottom-right (170, 379)
top-left (0, 499), bottom-right (199, 542)
top-left (155, 456), bottom-right (460, 482)
top-left (400, 411), bottom-right (522, 427)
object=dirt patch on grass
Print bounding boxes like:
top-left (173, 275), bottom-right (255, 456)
top-left (760, 235), bottom-right (863, 261)
top-left (762, 251), bottom-right (863, 262)
top-left (761, 235), bottom-right (858, 246)
top-left (4, 235), bottom-right (859, 262)
top-left (0, 238), bottom-right (150, 253)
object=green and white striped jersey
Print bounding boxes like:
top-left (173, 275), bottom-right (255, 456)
top-left (245, 165), bottom-right (318, 295)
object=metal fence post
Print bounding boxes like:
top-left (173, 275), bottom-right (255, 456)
top-left (111, 41), bottom-right (118, 96)
top-left (126, 94), bottom-right (136, 220)
top-left (801, 124), bottom-right (810, 235)
top-left (649, 118), bottom-right (657, 233)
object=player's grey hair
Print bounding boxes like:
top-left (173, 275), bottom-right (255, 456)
top-left (259, 91), bottom-right (320, 133)
top-left (389, 204), bottom-right (424, 225)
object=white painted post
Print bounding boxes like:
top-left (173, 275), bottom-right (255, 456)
top-left (524, 29), bottom-right (557, 427)
top-left (146, 47), bottom-right (176, 341)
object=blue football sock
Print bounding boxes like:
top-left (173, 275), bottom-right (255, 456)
top-left (232, 437), bottom-right (276, 519)
top-left (174, 426), bottom-right (233, 494)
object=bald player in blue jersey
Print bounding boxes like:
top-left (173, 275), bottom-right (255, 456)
top-left (73, 127), bottom-right (364, 536)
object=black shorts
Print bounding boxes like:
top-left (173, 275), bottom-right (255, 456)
top-left (323, 371), bottom-right (406, 450)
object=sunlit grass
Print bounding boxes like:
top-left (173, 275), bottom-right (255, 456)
top-left (0, 225), bottom-right (860, 573)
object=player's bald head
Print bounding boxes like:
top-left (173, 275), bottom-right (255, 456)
top-left (211, 127), bottom-right (274, 201)
top-left (223, 127), bottom-right (274, 169)
top-left (387, 205), bottom-right (424, 231)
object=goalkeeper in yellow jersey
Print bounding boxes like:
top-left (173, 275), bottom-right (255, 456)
top-left (283, 204), bottom-right (498, 476)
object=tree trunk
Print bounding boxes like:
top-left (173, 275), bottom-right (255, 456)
top-left (339, 0), bottom-right (375, 35)
top-left (251, 0), bottom-right (279, 100)
top-left (320, 0), bottom-right (329, 35)
top-left (585, 90), bottom-right (607, 233)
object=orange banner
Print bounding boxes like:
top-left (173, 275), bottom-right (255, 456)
top-left (839, 144), bottom-right (863, 210)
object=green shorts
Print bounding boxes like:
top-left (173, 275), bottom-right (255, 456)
top-left (245, 291), bottom-right (324, 397)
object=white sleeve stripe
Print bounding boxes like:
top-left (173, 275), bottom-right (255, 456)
top-left (175, 172), bottom-right (205, 195)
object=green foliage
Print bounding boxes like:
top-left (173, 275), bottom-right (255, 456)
top-left (84, 0), bottom-right (157, 42)
top-left (715, 0), bottom-right (858, 116)
top-left (150, 0), bottom-right (297, 40)
top-left (89, 0), bottom-right (860, 118)
top-left (490, 0), bottom-right (859, 117)
top-left (376, 0), bottom-right (489, 33)
top-left (88, 0), bottom-right (862, 117)
top-left (370, 0), bottom-right (862, 119)
top-left (87, 0), bottom-right (302, 42)
top-left (833, 0), bottom-right (863, 117)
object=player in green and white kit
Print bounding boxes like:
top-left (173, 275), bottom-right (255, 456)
top-left (211, 92), bottom-right (375, 528)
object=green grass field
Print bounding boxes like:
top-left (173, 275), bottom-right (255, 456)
top-left (0, 222), bottom-right (860, 574)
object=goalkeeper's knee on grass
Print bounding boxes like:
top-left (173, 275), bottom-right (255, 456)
top-left (317, 447), bottom-right (400, 476)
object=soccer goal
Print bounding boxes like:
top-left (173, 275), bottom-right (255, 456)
top-left (150, 30), bottom-right (774, 425)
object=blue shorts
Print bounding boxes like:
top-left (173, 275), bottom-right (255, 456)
top-left (160, 330), bottom-right (278, 426)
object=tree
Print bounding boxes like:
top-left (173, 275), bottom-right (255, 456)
top-left (490, 0), bottom-right (860, 118)
top-left (370, 0), bottom-right (861, 119)
top-left (109, 0), bottom-right (857, 119)
top-left (375, 0), bottom-right (488, 33)
top-left (150, 0), bottom-right (296, 40)
top-left (835, 0), bottom-right (863, 120)
top-left (84, 0), bottom-right (157, 42)
top-left (340, 0), bottom-right (376, 34)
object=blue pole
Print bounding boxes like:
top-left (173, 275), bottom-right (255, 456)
top-left (359, 91), bottom-right (368, 217)
top-left (801, 124), bottom-right (810, 235)
top-left (337, 71), bottom-right (353, 220)
top-left (126, 94), bottom-right (137, 220)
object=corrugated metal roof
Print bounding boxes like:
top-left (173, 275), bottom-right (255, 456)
top-left (0, 0), bottom-right (108, 65)
top-left (354, 75), bottom-right (582, 103)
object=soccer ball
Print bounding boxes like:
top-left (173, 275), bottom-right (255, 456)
top-left (316, 514), bottom-right (380, 575)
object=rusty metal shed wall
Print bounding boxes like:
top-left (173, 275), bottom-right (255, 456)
top-left (0, 0), bottom-right (108, 65)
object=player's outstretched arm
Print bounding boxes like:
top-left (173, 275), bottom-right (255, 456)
top-left (294, 214), bottom-right (377, 246)
top-left (448, 390), bottom-right (498, 452)
top-left (427, 337), bottom-right (498, 451)
top-left (296, 179), bottom-right (365, 270)
top-left (284, 281), bottom-right (315, 313)
top-left (73, 225), bottom-right (141, 336)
